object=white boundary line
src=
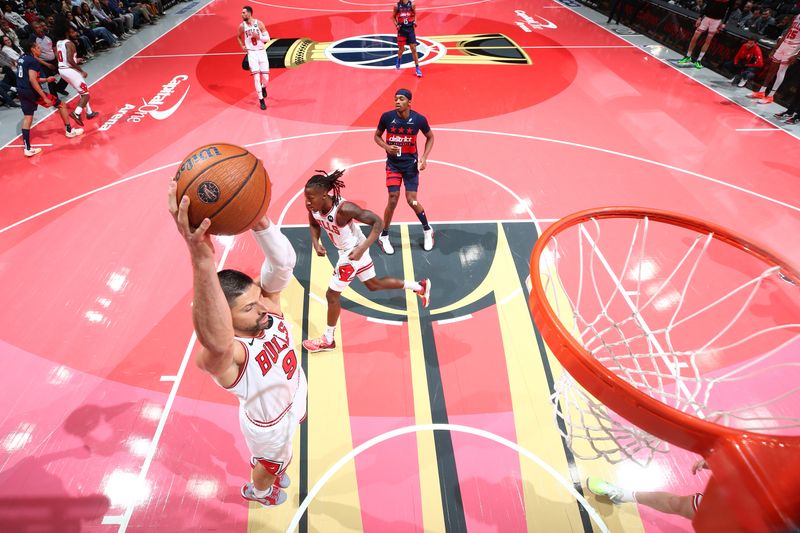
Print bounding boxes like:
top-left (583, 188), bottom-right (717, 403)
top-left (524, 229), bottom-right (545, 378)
top-left (3, 127), bottom-right (798, 235)
top-left (366, 317), bottom-right (404, 326)
top-left (0, 0), bottom-right (215, 152)
top-left (134, 52), bottom-right (244, 58)
top-left (437, 314), bottom-right (472, 325)
top-left (102, 237), bottom-right (235, 532)
top-left (251, 0), bottom-right (490, 13)
top-left (735, 128), bottom-right (781, 132)
top-left (285, 423), bottom-right (609, 533)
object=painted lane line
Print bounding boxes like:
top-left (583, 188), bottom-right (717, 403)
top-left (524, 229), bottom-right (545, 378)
top-left (107, 238), bottom-right (236, 533)
top-left (5, 143), bottom-right (53, 148)
top-left (735, 128), bottom-right (781, 131)
top-left (159, 375), bottom-right (177, 382)
top-left (437, 314), bottom-right (473, 325)
top-left (498, 287), bottom-right (524, 306)
top-left (309, 292), bottom-right (326, 305)
top-left (366, 317), bottom-right (404, 326)
top-left (285, 423), bottom-right (609, 533)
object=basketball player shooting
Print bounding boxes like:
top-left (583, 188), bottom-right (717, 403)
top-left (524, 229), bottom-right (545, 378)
top-left (238, 6), bottom-right (270, 110)
top-left (167, 182), bottom-right (306, 508)
top-left (302, 169), bottom-right (431, 353)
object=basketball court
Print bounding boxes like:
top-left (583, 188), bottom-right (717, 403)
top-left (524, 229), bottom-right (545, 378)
top-left (1, 0), bottom-right (799, 532)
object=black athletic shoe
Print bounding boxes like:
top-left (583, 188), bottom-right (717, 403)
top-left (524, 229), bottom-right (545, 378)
top-left (69, 111), bottom-right (84, 126)
top-left (86, 111), bottom-right (99, 120)
top-left (261, 87), bottom-right (267, 98)
top-left (259, 99), bottom-right (266, 110)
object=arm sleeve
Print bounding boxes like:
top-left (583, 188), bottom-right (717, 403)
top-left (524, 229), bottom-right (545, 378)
top-left (252, 222), bottom-right (297, 293)
top-left (376, 112), bottom-right (388, 133)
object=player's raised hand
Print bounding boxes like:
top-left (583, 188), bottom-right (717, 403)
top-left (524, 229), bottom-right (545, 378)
top-left (691, 459), bottom-right (708, 475)
top-left (168, 181), bottom-right (215, 258)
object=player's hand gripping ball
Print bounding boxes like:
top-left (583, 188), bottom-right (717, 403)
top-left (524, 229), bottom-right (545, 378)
top-left (173, 143), bottom-right (272, 235)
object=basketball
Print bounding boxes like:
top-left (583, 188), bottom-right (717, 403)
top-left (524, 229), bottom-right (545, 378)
top-left (173, 143), bottom-right (271, 235)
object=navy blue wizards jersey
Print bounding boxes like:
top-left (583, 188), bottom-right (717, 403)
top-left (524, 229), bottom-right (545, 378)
top-left (396, 1), bottom-right (415, 27)
top-left (377, 109), bottom-right (430, 168)
top-left (16, 54), bottom-right (42, 94)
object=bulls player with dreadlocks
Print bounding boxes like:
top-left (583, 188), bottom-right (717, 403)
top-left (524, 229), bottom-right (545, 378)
top-left (238, 5), bottom-right (270, 110)
top-left (393, 0), bottom-right (421, 77)
top-left (302, 169), bottom-right (431, 353)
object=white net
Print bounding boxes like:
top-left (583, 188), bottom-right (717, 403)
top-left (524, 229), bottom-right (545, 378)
top-left (538, 215), bottom-right (800, 466)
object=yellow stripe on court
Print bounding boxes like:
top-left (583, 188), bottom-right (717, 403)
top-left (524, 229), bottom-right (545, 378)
top-left (400, 224), bottom-right (447, 533)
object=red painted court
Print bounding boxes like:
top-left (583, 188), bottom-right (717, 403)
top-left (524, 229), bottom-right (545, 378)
top-left (2, 0), bottom-right (799, 532)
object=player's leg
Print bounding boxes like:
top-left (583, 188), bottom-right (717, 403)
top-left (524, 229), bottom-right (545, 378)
top-left (303, 256), bottom-right (352, 352)
top-left (396, 32), bottom-right (406, 68)
top-left (20, 109), bottom-right (40, 157)
top-left (379, 168), bottom-right (402, 254)
top-left (363, 273), bottom-right (431, 308)
top-left (404, 173), bottom-right (434, 251)
top-left (408, 28), bottom-right (421, 76)
top-left (56, 98), bottom-right (84, 138)
top-left (258, 51), bottom-right (270, 104)
top-left (752, 60), bottom-right (779, 98)
top-left (759, 61), bottom-right (789, 104)
top-left (694, 28), bottom-right (718, 67)
top-left (679, 27), bottom-right (704, 64)
top-left (62, 69), bottom-right (89, 125)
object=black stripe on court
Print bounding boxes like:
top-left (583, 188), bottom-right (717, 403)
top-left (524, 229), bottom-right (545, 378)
top-left (285, 227), bottom-right (312, 533)
top-left (418, 314), bottom-right (468, 533)
top-left (503, 222), bottom-right (594, 533)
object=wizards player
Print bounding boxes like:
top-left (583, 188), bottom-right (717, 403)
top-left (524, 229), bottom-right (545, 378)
top-left (373, 88), bottom-right (435, 254)
top-left (393, 0), bottom-right (422, 77)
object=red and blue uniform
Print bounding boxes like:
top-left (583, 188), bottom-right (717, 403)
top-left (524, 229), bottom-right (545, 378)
top-left (377, 109), bottom-right (430, 192)
top-left (395, 1), bottom-right (416, 49)
top-left (16, 54), bottom-right (59, 115)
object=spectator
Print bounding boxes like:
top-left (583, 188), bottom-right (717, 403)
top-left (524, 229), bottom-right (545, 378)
top-left (0, 17), bottom-right (21, 46)
top-left (739, 6), bottom-right (761, 28)
top-left (65, 10), bottom-right (94, 56)
top-left (21, 1), bottom-right (39, 26)
top-left (724, 38), bottom-right (764, 85)
top-left (123, 0), bottom-right (154, 26)
top-left (89, 0), bottom-right (126, 38)
top-left (104, 0), bottom-right (135, 34)
top-left (32, 21), bottom-right (67, 95)
top-left (751, 7), bottom-right (776, 32)
top-left (728, 0), bottom-right (751, 25)
top-left (0, 75), bottom-right (18, 106)
top-left (1, 32), bottom-right (20, 64)
top-left (3, 3), bottom-right (31, 36)
top-left (76, 3), bottom-right (120, 47)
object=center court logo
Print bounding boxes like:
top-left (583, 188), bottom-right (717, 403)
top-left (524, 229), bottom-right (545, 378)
top-left (98, 75), bottom-right (190, 131)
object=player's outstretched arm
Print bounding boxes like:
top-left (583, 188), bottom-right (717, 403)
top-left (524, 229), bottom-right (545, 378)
top-left (251, 216), bottom-right (297, 309)
top-left (168, 182), bottom-right (239, 377)
top-left (307, 211), bottom-right (326, 257)
top-left (339, 202), bottom-right (383, 260)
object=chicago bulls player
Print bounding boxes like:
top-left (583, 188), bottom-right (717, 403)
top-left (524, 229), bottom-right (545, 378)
top-left (374, 88), bottom-right (435, 255)
top-left (57, 27), bottom-right (98, 126)
top-left (168, 181), bottom-right (305, 508)
top-left (393, 0), bottom-right (421, 77)
top-left (302, 169), bottom-right (430, 353)
top-left (237, 6), bottom-right (270, 110)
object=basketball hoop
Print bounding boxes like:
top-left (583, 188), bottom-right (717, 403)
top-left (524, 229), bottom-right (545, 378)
top-left (529, 207), bottom-right (800, 532)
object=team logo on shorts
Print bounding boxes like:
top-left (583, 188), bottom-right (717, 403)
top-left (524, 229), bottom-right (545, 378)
top-left (197, 182), bottom-right (220, 204)
top-left (327, 215), bottom-right (334, 222)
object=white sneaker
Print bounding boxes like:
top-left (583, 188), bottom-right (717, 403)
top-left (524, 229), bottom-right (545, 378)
top-left (377, 234), bottom-right (394, 255)
top-left (737, 78), bottom-right (747, 87)
top-left (65, 127), bottom-right (84, 138)
top-left (423, 227), bottom-right (434, 251)
top-left (24, 147), bottom-right (42, 157)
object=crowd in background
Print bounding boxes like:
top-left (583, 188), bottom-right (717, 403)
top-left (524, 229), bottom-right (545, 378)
top-left (0, 0), bottom-right (182, 108)
top-left (676, 0), bottom-right (800, 38)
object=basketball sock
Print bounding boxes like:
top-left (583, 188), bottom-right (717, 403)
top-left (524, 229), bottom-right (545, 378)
top-left (759, 85), bottom-right (767, 93)
top-left (22, 129), bottom-right (31, 150)
top-left (253, 76), bottom-right (262, 98)
top-left (697, 51), bottom-right (705, 61)
top-left (75, 105), bottom-right (83, 115)
top-left (415, 210), bottom-right (430, 231)
top-left (85, 103), bottom-right (93, 113)
top-left (252, 485), bottom-right (272, 498)
top-left (381, 229), bottom-right (389, 237)
top-left (65, 124), bottom-right (72, 133)
top-left (773, 63), bottom-right (789, 94)
top-left (403, 280), bottom-right (422, 292)
top-left (324, 326), bottom-right (336, 343)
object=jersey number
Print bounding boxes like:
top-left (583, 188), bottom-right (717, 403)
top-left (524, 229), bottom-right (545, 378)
top-left (251, 36), bottom-right (259, 45)
top-left (57, 50), bottom-right (64, 62)
top-left (254, 321), bottom-right (297, 380)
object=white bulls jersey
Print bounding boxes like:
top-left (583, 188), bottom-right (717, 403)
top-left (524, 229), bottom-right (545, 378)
top-left (56, 39), bottom-right (74, 70)
top-left (242, 19), bottom-right (269, 51)
top-left (777, 15), bottom-right (800, 56)
top-left (312, 197), bottom-right (366, 251)
top-left (225, 313), bottom-right (305, 427)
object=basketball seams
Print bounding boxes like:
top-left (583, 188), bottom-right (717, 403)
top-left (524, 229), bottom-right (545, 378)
top-left (174, 147), bottom-right (249, 201)
top-left (207, 156), bottom-right (261, 232)
top-left (235, 166), bottom-right (270, 235)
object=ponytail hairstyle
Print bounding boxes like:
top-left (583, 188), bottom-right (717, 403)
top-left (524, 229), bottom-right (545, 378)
top-left (305, 168), bottom-right (346, 204)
